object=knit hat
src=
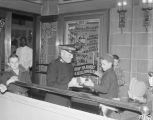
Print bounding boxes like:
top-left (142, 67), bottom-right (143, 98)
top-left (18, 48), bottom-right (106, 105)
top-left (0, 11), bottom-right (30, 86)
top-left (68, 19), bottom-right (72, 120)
top-left (101, 54), bottom-right (114, 63)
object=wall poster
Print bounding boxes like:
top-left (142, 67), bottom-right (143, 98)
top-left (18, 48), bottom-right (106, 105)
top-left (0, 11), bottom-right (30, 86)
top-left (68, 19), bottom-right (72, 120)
top-left (65, 19), bottom-right (100, 77)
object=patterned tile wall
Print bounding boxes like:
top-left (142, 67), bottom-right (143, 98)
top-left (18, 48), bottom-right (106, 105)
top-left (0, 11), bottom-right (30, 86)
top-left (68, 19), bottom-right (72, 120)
top-left (39, 22), bottom-right (57, 85)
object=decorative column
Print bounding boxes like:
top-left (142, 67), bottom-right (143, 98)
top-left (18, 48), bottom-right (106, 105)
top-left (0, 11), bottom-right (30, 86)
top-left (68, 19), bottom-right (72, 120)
top-left (39, 0), bottom-right (58, 85)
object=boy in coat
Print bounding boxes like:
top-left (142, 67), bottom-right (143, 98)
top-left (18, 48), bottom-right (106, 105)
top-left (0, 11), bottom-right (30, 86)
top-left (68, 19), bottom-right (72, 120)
top-left (0, 54), bottom-right (31, 95)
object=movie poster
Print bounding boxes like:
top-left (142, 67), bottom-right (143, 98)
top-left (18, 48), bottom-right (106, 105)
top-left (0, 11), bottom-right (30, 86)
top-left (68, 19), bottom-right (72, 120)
top-left (65, 19), bottom-right (100, 77)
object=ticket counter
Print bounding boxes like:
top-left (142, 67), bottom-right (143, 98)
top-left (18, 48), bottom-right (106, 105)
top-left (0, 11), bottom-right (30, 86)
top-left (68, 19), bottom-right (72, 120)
top-left (0, 81), bottom-right (152, 120)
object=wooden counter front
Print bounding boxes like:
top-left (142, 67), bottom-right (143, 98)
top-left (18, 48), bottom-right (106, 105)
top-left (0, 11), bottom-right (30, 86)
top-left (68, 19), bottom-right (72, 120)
top-left (0, 92), bottom-right (115, 120)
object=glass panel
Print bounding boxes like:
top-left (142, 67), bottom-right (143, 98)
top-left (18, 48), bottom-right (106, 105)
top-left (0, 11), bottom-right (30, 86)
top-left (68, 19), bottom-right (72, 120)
top-left (11, 13), bottom-right (33, 54)
top-left (65, 19), bottom-right (100, 77)
top-left (0, 10), bottom-right (6, 72)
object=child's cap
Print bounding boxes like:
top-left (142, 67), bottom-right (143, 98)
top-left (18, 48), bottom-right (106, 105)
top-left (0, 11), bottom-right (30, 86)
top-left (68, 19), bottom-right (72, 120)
top-left (101, 54), bottom-right (114, 63)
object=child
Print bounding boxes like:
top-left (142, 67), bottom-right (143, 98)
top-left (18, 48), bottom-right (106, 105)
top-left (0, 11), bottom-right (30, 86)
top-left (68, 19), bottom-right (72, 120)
top-left (0, 54), bottom-right (31, 95)
top-left (113, 54), bottom-right (125, 86)
top-left (113, 54), bottom-right (129, 99)
top-left (81, 54), bottom-right (119, 116)
top-left (82, 54), bottom-right (119, 98)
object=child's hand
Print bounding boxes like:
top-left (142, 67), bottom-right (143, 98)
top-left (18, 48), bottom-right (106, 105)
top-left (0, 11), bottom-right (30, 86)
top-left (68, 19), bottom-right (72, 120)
top-left (83, 79), bottom-right (94, 87)
top-left (94, 71), bottom-right (103, 77)
top-left (0, 84), bottom-right (7, 93)
top-left (6, 76), bottom-right (18, 86)
top-left (77, 77), bottom-right (86, 86)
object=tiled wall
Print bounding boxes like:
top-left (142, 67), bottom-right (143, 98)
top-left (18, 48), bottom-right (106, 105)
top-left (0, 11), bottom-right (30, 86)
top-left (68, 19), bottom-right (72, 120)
top-left (39, 22), bottom-right (57, 85)
top-left (109, 3), bottom-right (153, 85)
top-left (39, 0), bottom-right (58, 85)
top-left (39, 0), bottom-right (153, 86)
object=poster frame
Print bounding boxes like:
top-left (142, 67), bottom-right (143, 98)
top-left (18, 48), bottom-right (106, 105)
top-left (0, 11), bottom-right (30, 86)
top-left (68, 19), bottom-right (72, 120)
top-left (62, 10), bottom-right (109, 76)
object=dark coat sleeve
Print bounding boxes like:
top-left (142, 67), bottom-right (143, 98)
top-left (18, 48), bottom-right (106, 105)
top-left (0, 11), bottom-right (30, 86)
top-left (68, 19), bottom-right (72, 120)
top-left (22, 71), bottom-right (32, 84)
top-left (0, 72), bottom-right (11, 85)
top-left (94, 74), bottom-right (111, 94)
top-left (46, 62), bottom-right (57, 87)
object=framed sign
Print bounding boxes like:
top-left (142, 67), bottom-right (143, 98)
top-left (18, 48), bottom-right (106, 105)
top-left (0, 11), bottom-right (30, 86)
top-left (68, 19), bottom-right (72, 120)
top-left (65, 18), bottom-right (100, 77)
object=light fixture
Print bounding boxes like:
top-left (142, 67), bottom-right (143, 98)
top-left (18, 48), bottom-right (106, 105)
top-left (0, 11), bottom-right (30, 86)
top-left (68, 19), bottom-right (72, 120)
top-left (117, 0), bottom-right (127, 33)
top-left (141, 0), bottom-right (153, 32)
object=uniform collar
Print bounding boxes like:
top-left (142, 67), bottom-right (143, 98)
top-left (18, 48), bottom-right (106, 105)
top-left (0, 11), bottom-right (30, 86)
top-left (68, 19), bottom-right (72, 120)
top-left (104, 67), bottom-right (113, 73)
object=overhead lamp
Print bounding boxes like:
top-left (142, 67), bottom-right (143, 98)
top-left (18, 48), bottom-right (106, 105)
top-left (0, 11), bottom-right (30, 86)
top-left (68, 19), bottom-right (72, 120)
top-left (141, 0), bottom-right (153, 32)
top-left (117, 0), bottom-right (127, 33)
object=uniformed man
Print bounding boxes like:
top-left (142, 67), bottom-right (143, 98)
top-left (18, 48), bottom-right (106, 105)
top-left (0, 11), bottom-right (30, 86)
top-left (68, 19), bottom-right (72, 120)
top-left (45, 44), bottom-right (76, 107)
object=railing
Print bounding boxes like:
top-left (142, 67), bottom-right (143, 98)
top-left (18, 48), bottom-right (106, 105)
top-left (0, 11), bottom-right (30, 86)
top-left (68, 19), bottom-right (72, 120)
top-left (35, 63), bottom-right (48, 74)
top-left (14, 81), bottom-right (144, 113)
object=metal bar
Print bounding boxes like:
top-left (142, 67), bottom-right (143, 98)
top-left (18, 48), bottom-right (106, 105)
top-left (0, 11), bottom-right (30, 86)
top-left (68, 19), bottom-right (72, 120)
top-left (35, 71), bottom-right (47, 74)
top-left (36, 63), bottom-right (48, 66)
